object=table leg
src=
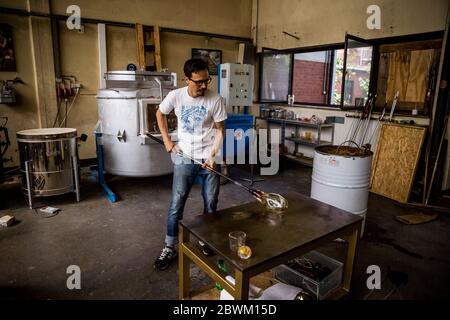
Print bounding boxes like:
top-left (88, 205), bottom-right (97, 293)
top-left (178, 225), bottom-right (191, 299)
top-left (234, 270), bottom-right (249, 300)
top-left (342, 224), bottom-right (361, 292)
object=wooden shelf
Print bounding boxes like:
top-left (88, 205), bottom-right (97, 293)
top-left (190, 271), bottom-right (277, 300)
top-left (191, 282), bottom-right (349, 300)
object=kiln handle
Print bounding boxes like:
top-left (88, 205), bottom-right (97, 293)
top-left (116, 130), bottom-right (126, 142)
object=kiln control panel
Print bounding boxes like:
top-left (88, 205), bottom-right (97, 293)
top-left (219, 63), bottom-right (254, 107)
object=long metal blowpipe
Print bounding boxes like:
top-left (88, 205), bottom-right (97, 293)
top-left (146, 133), bottom-right (288, 211)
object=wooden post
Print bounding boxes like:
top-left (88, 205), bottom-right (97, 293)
top-left (342, 226), bottom-right (360, 292)
top-left (234, 270), bottom-right (249, 300)
top-left (27, 0), bottom-right (58, 128)
top-left (135, 23), bottom-right (145, 70)
top-left (154, 26), bottom-right (162, 71)
top-left (178, 225), bottom-right (191, 299)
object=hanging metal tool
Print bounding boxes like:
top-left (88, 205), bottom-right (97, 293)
top-left (348, 92), bottom-right (374, 145)
top-left (425, 116), bottom-right (448, 205)
top-left (145, 133), bottom-right (288, 211)
top-left (389, 91), bottom-right (400, 121)
top-left (367, 101), bottom-right (387, 147)
top-left (360, 94), bottom-right (377, 146)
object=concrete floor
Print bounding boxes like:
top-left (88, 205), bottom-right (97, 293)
top-left (0, 162), bottom-right (449, 300)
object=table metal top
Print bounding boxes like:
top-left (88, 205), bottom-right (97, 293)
top-left (180, 192), bottom-right (363, 272)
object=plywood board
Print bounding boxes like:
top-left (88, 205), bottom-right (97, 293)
top-left (370, 123), bottom-right (427, 203)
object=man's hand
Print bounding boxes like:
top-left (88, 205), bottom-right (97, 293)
top-left (164, 141), bottom-right (176, 153)
top-left (204, 121), bottom-right (223, 171)
top-left (202, 157), bottom-right (215, 170)
top-left (157, 109), bottom-right (177, 154)
top-left (166, 142), bottom-right (182, 156)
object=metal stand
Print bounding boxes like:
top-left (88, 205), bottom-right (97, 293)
top-left (239, 163), bottom-right (264, 187)
top-left (24, 157), bottom-right (81, 209)
top-left (91, 132), bottom-right (118, 203)
top-left (238, 112), bottom-right (264, 186)
top-left (72, 155), bottom-right (80, 202)
top-left (24, 160), bottom-right (33, 209)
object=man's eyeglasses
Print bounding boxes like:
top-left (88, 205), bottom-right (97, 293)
top-left (188, 76), bottom-right (212, 85)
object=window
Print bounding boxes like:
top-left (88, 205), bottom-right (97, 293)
top-left (331, 49), bottom-right (344, 105)
top-left (292, 51), bottom-right (330, 104)
top-left (259, 46), bottom-right (362, 107)
top-left (260, 51), bottom-right (292, 102)
top-left (374, 39), bottom-right (442, 115)
top-left (258, 32), bottom-right (442, 115)
top-left (340, 36), bottom-right (373, 109)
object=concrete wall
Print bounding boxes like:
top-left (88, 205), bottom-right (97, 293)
top-left (256, 0), bottom-right (449, 50)
top-left (0, 0), bottom-right (252, 166)
top-left (161, 33), bottom-right (244, 91)
top-left (0, 13), bottom-right (41, 169)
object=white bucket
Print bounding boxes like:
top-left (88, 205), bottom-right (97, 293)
top-left (311, 145), bottom-right (373, 237)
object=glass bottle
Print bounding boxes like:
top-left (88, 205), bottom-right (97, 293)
top-left (215, 259), bottom-right (228, 290)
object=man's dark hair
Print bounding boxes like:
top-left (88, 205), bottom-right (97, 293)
top-left (184, 58), bottom-right (208, 78)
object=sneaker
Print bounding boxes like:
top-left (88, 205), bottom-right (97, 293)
top-left (198, 240), bottom-right (215, 256)
top-left (154, 246), bottom-right (177, 271)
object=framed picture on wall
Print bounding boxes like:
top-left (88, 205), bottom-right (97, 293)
top-left (191, 48), bottom-right (222, 75)
top-left (0, 24), bottom-right (16, 71)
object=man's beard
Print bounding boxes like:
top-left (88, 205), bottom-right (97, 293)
top-left (195, 89), bottom-right (206, 96)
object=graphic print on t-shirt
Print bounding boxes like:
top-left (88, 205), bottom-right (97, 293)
top-left (180, 105), bottom-right (207, 134)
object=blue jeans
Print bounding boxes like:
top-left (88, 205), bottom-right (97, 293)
top-left (165, 156), bottom-right (220, 246)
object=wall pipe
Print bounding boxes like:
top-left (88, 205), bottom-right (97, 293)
top-left (49, 2), bottom-right (61, 79)
top-left (0, 7), bottom-right (252, 43)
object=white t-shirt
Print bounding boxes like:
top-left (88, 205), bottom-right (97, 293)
top-left (159, 87), bottom-right (227, 159)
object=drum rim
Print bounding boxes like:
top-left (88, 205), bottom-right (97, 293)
top-left (16, 128), bottom-right (77, 139)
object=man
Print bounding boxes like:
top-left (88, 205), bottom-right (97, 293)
top-left (154, 58), bottom-right (227, 271)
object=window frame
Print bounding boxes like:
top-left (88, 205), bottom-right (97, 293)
top-left (258, 48), bottom-right (293, 103)
top-left (340, 33), bottom-right (375, 110)
top-left (257, 31), bottom-right (443, 115)
top-left (292, 49), bottom-right (332, 106)
top-left (258, 43), bottom-right (344, 107)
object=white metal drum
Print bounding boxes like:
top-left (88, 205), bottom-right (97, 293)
top-left (311, 145), bottom-right (373, 236)
top-left (16, 128), bottom-right (80, 207)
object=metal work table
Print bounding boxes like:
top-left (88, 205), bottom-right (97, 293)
top-left (178, 192), bottom-right (363, 300)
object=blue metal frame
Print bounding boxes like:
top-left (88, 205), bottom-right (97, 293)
top-left (90, 132), bottom-right (118, 203)
top-left (222, 113), bottom-right (254, 159)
